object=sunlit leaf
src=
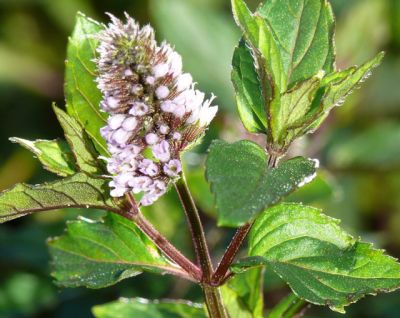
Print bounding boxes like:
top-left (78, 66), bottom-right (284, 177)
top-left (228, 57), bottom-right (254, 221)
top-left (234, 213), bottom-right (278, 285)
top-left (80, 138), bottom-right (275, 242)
top-left (238, 203), bottom-right (400, 313)
top-left (9, 137), bottom-right (76, 177)
top-left (0, 173), bottom-right (118, 223)
top-left (65, 13), bottom-right (108, 155)
top-left (92, 298), bottom-right (206, 318)
top-left (53, 105), bottom-right (104, 175)
top-left (49, 213), bottom-right (184, 289)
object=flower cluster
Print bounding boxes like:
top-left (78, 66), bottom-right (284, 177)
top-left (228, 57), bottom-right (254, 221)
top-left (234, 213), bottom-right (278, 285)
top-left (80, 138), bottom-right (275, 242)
top-left (96, 13), bottom-right (218, 206)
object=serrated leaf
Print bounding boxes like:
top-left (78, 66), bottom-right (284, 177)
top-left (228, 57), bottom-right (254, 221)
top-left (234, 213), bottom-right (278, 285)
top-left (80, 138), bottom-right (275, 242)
top-left (49, 213), bottom-right (186, 289)
top-left (65, 13), bottom-right (108, 156)
top-left (257, 0), bottom-right (335, 87)
top-left (53, 105), bottom-right (103, 174)
top-left (311, 52), bottom-right (384, 120)
top-left (231, 0), bottom-right (285, 90)
top-left (10, 137), bottom-right (77, 177)
top-left (0, 173), bottom-right (118, 223)
top-left (221, 267), bottom-right (264, 318)
top-left (243, 203), bottom-right (400, 313)
top-left (92, 298), bottom-right (206, 318)
top-left (232, 41), bottom-right (265, 133)
top-left (205, 140), bottom-right (317, 227)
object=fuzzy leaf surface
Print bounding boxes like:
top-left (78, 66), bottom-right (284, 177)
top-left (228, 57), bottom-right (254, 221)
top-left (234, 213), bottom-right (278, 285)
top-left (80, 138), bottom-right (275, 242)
top-left (0, 173), bottom-right (118, 223)
top-left (241, 203), bottom-right (400, 313)
top-left (54, 105), bottom-right (103, 174)
top-left (206, 140), bottom-right (317, 227)
top-left (65, 13), bottom-right (108, 155)
top-left (49, 213), bottom-right (184, 289)
top-left (221, 267), bottom-right (264, 318)
top-left (92, 298), bottom-right (206, 318)
top-left (10, 137), bottom-right (77, 177)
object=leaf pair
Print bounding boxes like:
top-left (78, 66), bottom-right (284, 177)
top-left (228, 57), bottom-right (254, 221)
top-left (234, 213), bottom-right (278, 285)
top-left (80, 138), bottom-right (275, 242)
top-left (231, 0), bottom-right (383, 151)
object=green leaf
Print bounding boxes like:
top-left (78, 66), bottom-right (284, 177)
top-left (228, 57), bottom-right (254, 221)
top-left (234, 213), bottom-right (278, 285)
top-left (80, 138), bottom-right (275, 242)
top-left (92, 298), bottom-right (206, 318)
top-left (313, 52), bottom-right (384, 116)
top-left (49, 213), bottom-right (185, 289)
top-left (232, 41), bottom-right (265, 133)
top-left (221, 268), bottom-right (264, 318)
top-left (267, 293), bottom-right (305, 318)
top-left (0, 173), bottom-right (118, 223)
top-left (257, 0), bottom-right (335, 87)
top-left (53, 105), bottom-right (103, 175)
top-left (244, 203), bottom-right (400, 313)
top-left (270, 73), bottom-right (323, 146)
top-left (205, 140), bottom-right (317, 227)
top-left (65, 12), bottom-right (108, 156)
top-left (9, 137), bottom-right (76, 177)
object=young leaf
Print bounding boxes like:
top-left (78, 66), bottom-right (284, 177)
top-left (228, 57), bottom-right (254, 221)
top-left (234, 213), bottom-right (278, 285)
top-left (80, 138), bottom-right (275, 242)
top-left (92, 298), bottom-right (206, 318)
top-left (221, 267), bottom-right (264, 318)
top-left (0, 173), bottom-right (118, 223)
top-left (9, 138), bottom-right (77, 177)
top-left (49, 213), bottom-right (186, 289)
top-left (243, 203), bottom-right (400, 313)
top-left (206, 140), bottom-right (317, 227)
top-left (53, 105), bottom-right (104, 175)
top-left (302, 52), bottom-right (385, 134)
top-left (257, 0), bottom-right (336, 87)
top-left (271, 74), bottom-right (323, 146)
top-left (65, 12), bottom-right (108, 156)
top-left (232, 40), bottom-right (266, 133)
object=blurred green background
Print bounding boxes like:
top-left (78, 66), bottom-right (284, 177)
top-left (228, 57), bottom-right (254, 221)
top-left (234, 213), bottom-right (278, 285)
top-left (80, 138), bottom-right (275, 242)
top-left (0, 0), bottom-right (400, 317)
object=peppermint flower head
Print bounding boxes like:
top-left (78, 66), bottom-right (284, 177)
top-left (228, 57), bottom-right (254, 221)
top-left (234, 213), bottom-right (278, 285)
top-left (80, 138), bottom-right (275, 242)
top-left (96, 13), bottom-right (218, 206)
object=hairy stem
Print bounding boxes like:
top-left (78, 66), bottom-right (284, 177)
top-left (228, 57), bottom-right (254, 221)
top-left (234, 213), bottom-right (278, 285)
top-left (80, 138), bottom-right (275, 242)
top-left (124, 194), bottom-right (202, 282)
top-left (175, 175), bottom-right (228, 318)
top-left (175, 176), bottom-right (214, 280)
top-left (211, 152), bottom-right (280, 285)
top-left (203, 284), bottom-right (229, 318)
top-left (212, 223), bottom-right (252, 285)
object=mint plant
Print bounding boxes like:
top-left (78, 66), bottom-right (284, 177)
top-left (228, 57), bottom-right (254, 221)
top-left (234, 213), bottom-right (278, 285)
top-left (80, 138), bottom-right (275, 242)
top-left (1, 1), bottom-right (399, 317)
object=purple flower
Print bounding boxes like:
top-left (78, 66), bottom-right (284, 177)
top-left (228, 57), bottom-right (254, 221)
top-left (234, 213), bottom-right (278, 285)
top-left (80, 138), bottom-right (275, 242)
top-left (152, 141), bottom-right (170, 162)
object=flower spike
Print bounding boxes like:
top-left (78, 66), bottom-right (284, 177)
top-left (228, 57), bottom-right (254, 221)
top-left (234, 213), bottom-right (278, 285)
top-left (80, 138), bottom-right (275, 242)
top-left (96, 13), bottom-right (218, 206)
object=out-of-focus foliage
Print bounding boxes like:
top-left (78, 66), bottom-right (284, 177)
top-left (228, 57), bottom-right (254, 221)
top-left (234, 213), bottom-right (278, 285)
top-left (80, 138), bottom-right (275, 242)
top-left (0, 0), bottom-right (399, 317)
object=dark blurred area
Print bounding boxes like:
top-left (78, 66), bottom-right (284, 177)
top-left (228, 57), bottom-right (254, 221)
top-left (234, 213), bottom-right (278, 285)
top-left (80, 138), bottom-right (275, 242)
top-left (0, 0), bottom-right (399, 317)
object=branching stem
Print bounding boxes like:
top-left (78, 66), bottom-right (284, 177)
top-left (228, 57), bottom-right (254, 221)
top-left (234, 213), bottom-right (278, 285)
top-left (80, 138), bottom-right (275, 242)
top-left (123, 194), bottom-right (202, 282)
top-left (175, 175), bottom-right (228, 318)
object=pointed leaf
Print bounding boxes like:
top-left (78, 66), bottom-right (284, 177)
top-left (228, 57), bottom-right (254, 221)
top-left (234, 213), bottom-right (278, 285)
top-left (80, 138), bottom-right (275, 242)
top-left (65, 13), bottom-right (108, 156)
top-left (92, 298), bottom-right (206, 318)
top-left (257, 0), bottom-right (335, 86)
top-left (221, 267), bottom-right (264, 318)
top-left (232, 41), bottom-right (266, 133)
top-left (49, 213), bottom-right (186, 289)
top-left (10, 138), bottom-right (77, 177)
top-left (321, 52), bottom-right (384, 111)
top-left (205, 140), bottom-right (317, 227)
top-left (300, 52), bottom-right (384, 135)
top-left (54, 105), bottom-right (103, 174)
top-left (0, 173), bottom-right (118, 223)
top-left (244, 203), bottom-right (400, 313)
